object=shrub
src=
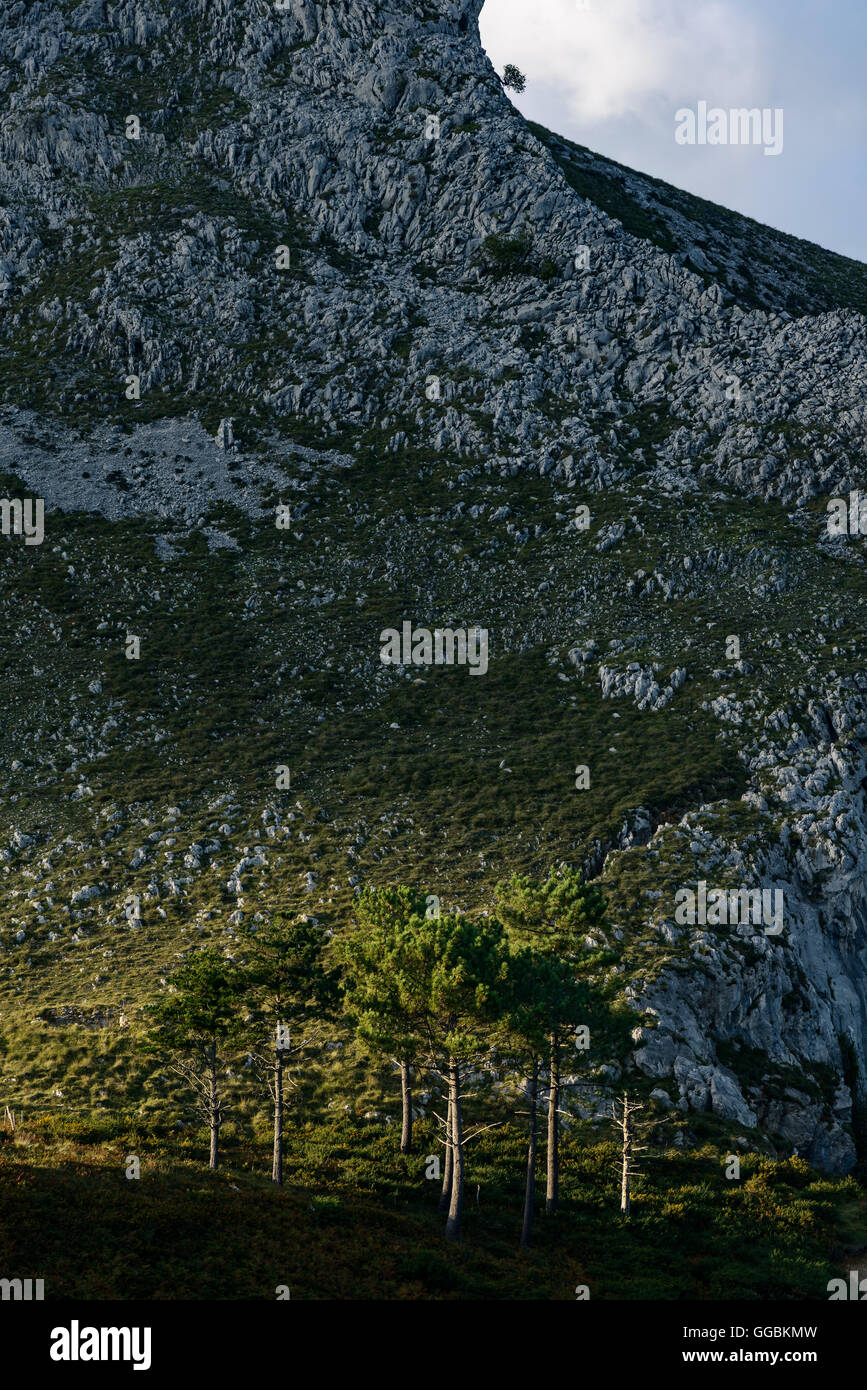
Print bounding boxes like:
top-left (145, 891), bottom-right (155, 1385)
top-left (478, 233), bottom-right (558, 283)
top-left (479, 232), bottom-right (533, 275)
top-left (396, 1248), bottom-right (467, 1291)
top-left (310, 1195), bottom-right (346, 1224)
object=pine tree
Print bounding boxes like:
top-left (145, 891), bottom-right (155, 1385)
top-left (241, 913), bottom-right (338, 1185)
top-left (496, 866), bottom-right (610, 1213)
top-left (337, 885), bottom-right (430, 1155)
top-left (417, 912), bottom-right (511, 1240)
top-left (144, 948), bottom-right (244, 1171)
top-left (505, 947), bottom-right (598, 1247)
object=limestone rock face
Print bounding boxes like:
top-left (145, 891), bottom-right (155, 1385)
top-left (1, 0), bottom-right (866, 516)
top-left (628, 718), bottom-right (867, 1172)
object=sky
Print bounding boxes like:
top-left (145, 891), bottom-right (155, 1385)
top-left (478, 0), bottom-right (867, 263)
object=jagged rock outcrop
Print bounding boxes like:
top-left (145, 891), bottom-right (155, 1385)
top-left (1, 0), bottom-right (866, 511)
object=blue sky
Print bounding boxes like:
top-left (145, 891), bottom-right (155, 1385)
top-left (479, 0), bottom-right (867, 263)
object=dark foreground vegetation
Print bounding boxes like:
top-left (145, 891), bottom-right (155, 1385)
top-left (1, 1113), bottom-right (864, 1301)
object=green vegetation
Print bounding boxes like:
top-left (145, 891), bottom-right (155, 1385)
top-left (502, 65), bottom-right (527, 95)
top-left (3, 867), bottom-right (865, 1297)
top-left (479, 231), bottom-right (557, 281)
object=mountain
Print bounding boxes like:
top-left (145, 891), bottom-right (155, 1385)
top-left (0, 0), bottom-right (866, 1180)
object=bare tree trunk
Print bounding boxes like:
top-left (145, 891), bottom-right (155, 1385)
top-left (613, 1092), bottom-right (646, 1218)
top-left (546, 1034), bottom-right (559, 1214)
top-left (620, 1095), bottom-right (632, 1217)
top-left (445, 1058), bottom-right (464, 1240)
top-left (208, 1042), bottom-right (219, 1171)
top-left (520, 1057), bottom-right (539, 1248)
top-left (272, 1042), bottom-right (284, 1185)
top-left (439, 1085), bottom-right (453, 1212)
top-left (400, 1060), bottom-right (412, 1154)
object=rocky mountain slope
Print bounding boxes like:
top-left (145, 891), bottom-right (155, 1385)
top-left (1, 0), bottom-right (866, 1172)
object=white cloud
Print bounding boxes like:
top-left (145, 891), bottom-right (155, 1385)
top-left (479, 0), bottom-right (763, 123)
